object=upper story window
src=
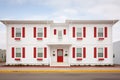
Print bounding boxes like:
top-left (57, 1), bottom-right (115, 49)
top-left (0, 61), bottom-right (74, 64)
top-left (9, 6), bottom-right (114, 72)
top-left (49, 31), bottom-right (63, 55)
top-left (77, 28), bottom-right (82, 38)
top-left (37, 48), bottom-right (43, 58)
top-left (16, 48), bottom-right (21, 58)
top-left (77, 48), bottom-right (82, 57)
top-left (58, 30), bottom-right (62, 39)
top-left (94, 27), bottom-right (108, 39)
top-left (11, 27), bottom-right (25, 40)
top-left (98, 28), bottom-right (103, 37)
top-left (16, 28), bottom-right (21, 37)
top-left (37, 28), bottom-right (43, 38)
top-left (98, 48), bottom-right (103, 58)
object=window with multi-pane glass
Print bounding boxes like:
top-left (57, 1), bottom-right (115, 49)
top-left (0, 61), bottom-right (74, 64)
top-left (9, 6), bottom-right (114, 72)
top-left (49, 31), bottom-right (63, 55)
top-left (98, 48), bottom-right (103, 57)
top-left (38, 28), bottom-right (43, 37)
top-left (77, 48), bottom-right (82, 57)
top-left (16, 48), bottom-right (21, 58)
top-left (58, 31), bottom-right (62, 39)
top-left (77, 28), bottom-right (82, 37)
top-left (16, 28), bottom-right (21, 37)
top-left (98, 28), bottom-right (103, 37)
top-left (38, 48), bottom-right (43, 57)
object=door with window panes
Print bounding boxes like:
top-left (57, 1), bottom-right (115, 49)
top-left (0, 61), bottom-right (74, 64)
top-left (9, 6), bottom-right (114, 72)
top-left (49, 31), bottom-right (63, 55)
top-left (57, 49), bottom-right (63, 62)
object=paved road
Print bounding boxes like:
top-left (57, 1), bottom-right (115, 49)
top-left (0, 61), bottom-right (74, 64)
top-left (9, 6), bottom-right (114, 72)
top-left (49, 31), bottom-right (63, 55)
top-left (0, 73), bottom-right (120, 80)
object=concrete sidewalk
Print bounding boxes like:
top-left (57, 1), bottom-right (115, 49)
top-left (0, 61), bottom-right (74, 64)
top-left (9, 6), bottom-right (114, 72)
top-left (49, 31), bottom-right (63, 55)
top-left (0, 66), bottom-right (120, 73)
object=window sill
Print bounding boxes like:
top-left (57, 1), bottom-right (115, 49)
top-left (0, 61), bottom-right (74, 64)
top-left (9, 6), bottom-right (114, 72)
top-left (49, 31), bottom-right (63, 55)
top-left (37, 38), bottom-right (43, 40)
top-left (15, 58), bottom-right (21, 61)
top-left (98, 58), bottom-right (104, 61)
top-left (15, 38), bottom-right (21, 41)
top-left (77, 58), bottom-right (82, 61)
top-left (37, 58), bottom-right (43, 61)
top-left (77, 38), bottom-right (83, 40)
top-left (98, 38), bottom-right (104, 41)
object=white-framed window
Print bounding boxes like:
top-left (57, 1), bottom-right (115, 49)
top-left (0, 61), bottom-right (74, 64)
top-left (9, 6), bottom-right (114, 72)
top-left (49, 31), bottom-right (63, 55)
top-left (16, 48), bottom-right (21, 58)
top-left (58, 30), bottom-right (62, 39)
top-left (77, 28), bottom-right (82, 38)
top-left (58, 50), bottom-right (63, 56)
top-left (16, 28), bottom-right (21, 37)
top-left (37, 48), bottom-right (43, 58)
top-left (77, 48), bottom-right (82, 57)
top-left (98, 48), bottom-right (103, 58)
top-left (98, 28), bottom-right (103, 37)
top-left (37, 28), bottom-right (43, 38)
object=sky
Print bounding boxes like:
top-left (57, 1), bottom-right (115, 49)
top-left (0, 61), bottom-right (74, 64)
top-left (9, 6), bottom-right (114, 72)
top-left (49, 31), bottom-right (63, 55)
top-left (0, 0), bottom-right (120, 49)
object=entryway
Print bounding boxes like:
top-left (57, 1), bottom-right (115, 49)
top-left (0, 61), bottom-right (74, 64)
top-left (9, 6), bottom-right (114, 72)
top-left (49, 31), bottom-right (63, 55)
top-left (57, 49), bottom-right (63, 62)
top-left (48, 45), bottom-right (71, 66)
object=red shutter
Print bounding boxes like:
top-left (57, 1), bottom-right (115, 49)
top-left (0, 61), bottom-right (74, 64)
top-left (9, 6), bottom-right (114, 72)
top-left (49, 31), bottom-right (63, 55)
top-left (72, 27), bottom-right (75, 38)
top-left (94, 47), bottom-right (97, 58)
top-left (72, 47), bottom-right (75, 58)
top-left (94, 27), bottom-right (97, 38)
top-left (83, 27), bottom-right (86, 38)
top-left (63, 29), bottom-right (66, 35)
top-left (12, 47), bottom-right (14, 58)
top-left (11, 27), bottom-right (14, 38)
top-left (104, 47), bottom-right (108, 58)
top-left (54, 29), bottom-right (56, 35)
top-left (104, 27), bottom-right (108, 38)
top-left (44, 47), bottom-right (47, 58)
top-left (33, 47), bottom-right (36, 58)
top-left (83, 47), bottom-right (86, 58)
top-left (44, 27), bottom-right (47, 38)
top-left (22, 27), bottom-right (25, 38)
top-left (33, 27), bottom-right (36, 38)
top-left (22, 47), bottom-right (25, 58)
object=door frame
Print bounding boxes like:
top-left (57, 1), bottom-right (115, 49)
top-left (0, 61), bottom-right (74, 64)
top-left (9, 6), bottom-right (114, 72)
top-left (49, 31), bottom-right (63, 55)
top-left (57, 49), bottom-right (63, 62)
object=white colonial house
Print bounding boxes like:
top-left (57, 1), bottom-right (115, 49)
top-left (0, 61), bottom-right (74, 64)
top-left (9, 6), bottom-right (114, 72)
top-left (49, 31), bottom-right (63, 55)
top-left (1, 20), bottom-right (118, 66)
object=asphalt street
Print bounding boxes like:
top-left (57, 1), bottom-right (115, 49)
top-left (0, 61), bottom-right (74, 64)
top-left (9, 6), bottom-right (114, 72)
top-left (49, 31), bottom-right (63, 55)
top-left (0, 73), bottom-right (120, 80)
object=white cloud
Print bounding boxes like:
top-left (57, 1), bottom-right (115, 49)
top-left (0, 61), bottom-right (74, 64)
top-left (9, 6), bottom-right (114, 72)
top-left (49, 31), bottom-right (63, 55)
top-left (88, 4), bottom-right (120, 19)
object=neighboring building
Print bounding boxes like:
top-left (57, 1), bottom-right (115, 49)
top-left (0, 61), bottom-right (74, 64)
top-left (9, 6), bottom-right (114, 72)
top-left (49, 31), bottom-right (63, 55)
top-left (113, 41), bottom-right (120, 64)
top-left (1, 20), bottom-right (118, 66)
top-left (0, 49), bottom-right (6, 62)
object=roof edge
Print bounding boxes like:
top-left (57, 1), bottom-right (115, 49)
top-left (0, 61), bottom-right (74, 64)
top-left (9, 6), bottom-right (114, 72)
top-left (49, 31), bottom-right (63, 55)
top-left (0, 20), bottom-right (119, 24)
top-left (0, 20), bottom-right (53, 24)
top-left (66, 20), bottom-right (119, 24)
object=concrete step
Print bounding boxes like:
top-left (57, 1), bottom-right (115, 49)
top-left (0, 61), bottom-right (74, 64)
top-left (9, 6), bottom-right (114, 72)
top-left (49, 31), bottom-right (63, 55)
top-left (50, 63), bottom-right (69, 66)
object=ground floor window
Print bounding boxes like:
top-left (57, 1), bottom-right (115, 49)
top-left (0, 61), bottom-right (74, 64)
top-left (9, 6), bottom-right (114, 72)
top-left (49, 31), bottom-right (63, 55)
top-left (37, 48), bottom-right (43, 58)
top-left (98, 48), bottom-right (103, 58)
top-left (16, 48), bottom-right (21, 58)
top-left (77, 48), bottom-right (82, 57)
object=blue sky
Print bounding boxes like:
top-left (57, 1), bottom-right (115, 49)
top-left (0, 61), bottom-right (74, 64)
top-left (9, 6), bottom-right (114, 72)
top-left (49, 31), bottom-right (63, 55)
top-left (0, 0), bottom-right (120, 49)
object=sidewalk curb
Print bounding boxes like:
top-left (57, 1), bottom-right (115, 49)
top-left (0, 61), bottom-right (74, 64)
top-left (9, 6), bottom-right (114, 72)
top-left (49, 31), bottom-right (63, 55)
top-left (0, 70), bottom-right (120, 73)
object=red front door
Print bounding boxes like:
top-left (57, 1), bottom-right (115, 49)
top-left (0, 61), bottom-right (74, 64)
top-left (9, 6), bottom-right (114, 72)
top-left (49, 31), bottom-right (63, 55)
top-left (57, 49), bottom-right (63, 62)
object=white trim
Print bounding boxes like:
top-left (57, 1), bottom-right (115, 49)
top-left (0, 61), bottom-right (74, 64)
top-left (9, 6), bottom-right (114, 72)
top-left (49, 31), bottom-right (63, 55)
top-left (97, 47), bottom-right (104, 58)
top-left (76, 27), bottom-right (83, 38)
top-left (97, 27), bottom-right (104, 38)
top-left (15, 27), bottom-right (22, 38)
top-left (76, 47), bottom-right (83, 58)
top-left (15, 47), bottom-right (22, 58)
top-left (36, 47), bottom-right (43, 58)
top-left (36, 27), bottom-right (43, 38)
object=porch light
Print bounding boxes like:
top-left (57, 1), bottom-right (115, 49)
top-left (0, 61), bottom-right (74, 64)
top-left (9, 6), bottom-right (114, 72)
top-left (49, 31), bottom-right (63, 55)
top-left (53, 51), bottom-right (55, 56)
